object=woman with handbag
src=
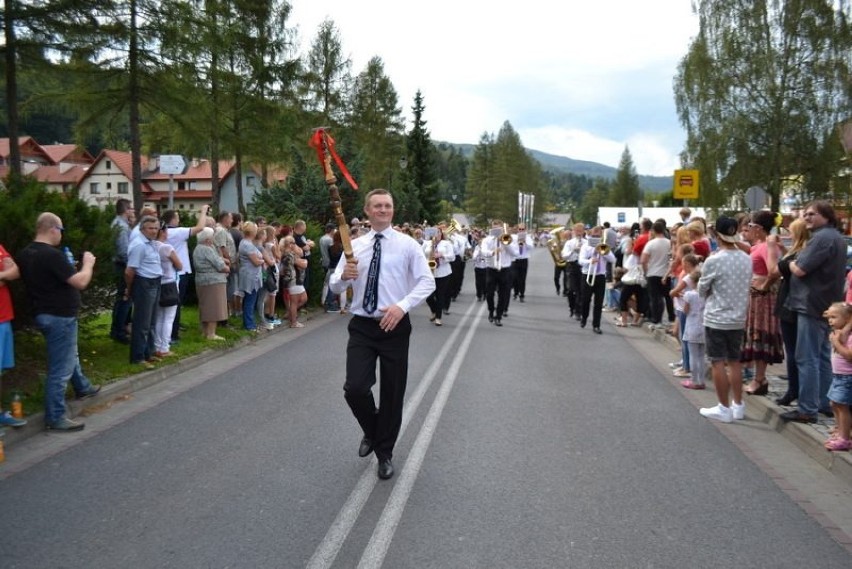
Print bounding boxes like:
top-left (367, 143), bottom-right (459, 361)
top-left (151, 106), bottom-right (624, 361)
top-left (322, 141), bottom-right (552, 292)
top-left (280, 236), bottom-right (309, 328)
top-left (193, 227), bottom-right (230, 340)
top-left (153, 223), bottom-right (183, 357)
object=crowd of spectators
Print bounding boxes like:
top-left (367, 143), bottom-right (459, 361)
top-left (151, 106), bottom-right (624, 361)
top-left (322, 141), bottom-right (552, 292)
top-left (560, 203), bottom-right (851, 448)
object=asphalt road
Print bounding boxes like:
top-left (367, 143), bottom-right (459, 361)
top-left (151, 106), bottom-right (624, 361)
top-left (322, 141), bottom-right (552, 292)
top-left (1, 247), bottom-right (850, 568)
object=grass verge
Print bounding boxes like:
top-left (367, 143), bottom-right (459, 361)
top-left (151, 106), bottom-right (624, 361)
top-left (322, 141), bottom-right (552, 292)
top-left (0, 307), bottom-right (254, 418)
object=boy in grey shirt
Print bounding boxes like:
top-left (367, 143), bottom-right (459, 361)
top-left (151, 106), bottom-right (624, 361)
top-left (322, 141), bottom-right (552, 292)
top-left (697, 216), bottom-right (752, 423)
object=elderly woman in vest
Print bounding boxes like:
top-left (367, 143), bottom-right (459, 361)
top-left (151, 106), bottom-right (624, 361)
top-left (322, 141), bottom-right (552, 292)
top-left (193, 227), bottom-right (230, 340)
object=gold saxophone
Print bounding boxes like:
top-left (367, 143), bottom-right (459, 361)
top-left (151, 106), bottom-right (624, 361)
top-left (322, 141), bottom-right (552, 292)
top-left (428, 235), bottom-right (438, 271)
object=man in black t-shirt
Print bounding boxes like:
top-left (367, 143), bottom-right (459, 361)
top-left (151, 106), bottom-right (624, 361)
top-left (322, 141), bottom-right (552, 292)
top-left (16, 212), bottom-right (100, 432)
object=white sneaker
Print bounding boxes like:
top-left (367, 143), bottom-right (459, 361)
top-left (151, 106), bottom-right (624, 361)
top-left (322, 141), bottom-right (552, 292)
top-left (731, 400), bottom-right (745, 420)
top-left (669, 361), bottom-right (683, 369)
top-left (699, 404), bottom-right (733, 423)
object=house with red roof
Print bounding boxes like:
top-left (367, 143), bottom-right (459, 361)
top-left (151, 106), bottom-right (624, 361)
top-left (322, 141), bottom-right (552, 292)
top-left (0, 137), bottom-right (94, 192)
top-left (3, 136), bottom-right (280, 212)
top-left (78, 151), bottom-right (268, 212)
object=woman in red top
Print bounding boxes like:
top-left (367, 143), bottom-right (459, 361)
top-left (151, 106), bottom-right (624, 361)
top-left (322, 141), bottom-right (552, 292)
top-left (742, 211), bottom-right (785, 394)
top-left (686, 221), bottom-right (711, 259)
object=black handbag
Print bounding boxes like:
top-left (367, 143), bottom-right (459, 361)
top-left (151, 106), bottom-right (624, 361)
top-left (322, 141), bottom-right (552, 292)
top-left (264, 268), bottom-right (278, 293)
top-left (159, 281), bottom-right (180, 307)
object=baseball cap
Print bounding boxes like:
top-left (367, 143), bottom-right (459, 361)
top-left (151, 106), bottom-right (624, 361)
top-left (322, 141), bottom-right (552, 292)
top-left (714, 216), bottom-right (739, 243)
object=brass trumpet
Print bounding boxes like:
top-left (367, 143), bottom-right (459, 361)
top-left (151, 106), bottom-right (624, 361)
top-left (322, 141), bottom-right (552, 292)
top-left (446, 218), bottom-right (462, 237)
top-left (500, 223), bottom-right (513, 245)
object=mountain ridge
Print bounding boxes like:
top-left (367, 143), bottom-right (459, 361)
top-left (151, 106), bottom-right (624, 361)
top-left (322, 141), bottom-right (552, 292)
top-left (440, 142), bottom-right (674, 193)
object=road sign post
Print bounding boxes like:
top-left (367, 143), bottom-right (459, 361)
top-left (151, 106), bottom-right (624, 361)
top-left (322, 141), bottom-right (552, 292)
top-left (673, 170), bottom-right (700, 201)
top-left (159, 155), bottom-right (188, 209)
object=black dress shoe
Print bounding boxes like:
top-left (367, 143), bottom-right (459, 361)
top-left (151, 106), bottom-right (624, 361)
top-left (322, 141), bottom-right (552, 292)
top-left (358, 437), bottom-right (374, 458)
top-left (593, 327), bottom-right (602, 334)
top-left (494, 319), bottom-right (503, 327)
top-left (377, 458), bottom-right (394, 480)
top-left (488, 314), bottom-right (494, 323)
top-left (775, 394), bottom-right (797, 406)
top-left (580, 319), bottom-right (587, 328)
top-left (779, 410), bottom-right (817, 424)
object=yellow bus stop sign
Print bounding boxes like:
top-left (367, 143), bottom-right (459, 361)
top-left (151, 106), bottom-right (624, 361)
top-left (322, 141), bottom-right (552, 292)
top-left (673, 169), bottom-right (699, 200)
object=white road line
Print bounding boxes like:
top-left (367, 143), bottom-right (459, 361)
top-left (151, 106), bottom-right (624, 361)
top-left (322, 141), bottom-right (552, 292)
top-left (356, 303), bottom-right (486, 569)
top-left (305, 301), bottom-right (480, 569)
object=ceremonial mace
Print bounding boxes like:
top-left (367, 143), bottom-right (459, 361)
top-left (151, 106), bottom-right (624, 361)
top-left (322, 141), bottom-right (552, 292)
top-left (309, 128), bottom-right (358, 263)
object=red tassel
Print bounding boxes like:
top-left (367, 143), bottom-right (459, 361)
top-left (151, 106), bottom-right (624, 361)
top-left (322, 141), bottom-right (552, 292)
top-left (309, 129), bottom-right (359, 190)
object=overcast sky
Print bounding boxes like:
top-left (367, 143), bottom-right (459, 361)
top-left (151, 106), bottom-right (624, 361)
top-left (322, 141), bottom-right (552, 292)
top-left (289, 1), bottom-right (699, 177)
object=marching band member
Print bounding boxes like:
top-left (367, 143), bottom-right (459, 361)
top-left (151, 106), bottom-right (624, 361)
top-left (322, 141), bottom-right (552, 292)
top-left (561, 223), bottom-right (587, 319)
top-left (512, 224), bottom-right (535, 302)
top-left (448, 225), bottom-right (470, 307)
top-left (480, 219), bottom-right (520, 327)
top-left (578, 226), bottom-right (616, 334)
top-left (472, 237), bottom-right (488, 302)
top-left (423, 226), bottom-right (455, 326)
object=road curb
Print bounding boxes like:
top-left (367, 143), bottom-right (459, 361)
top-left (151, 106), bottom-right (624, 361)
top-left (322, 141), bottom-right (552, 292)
top-left (1, 318), bottom-right (310, 449)
top-left (643, 321), bottom-right (852, 486)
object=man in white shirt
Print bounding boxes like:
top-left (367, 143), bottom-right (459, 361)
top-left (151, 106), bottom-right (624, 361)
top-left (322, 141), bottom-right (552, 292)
top-left (561, 223), bottom-right (587, 320)
top-left (641, 220), bottom-right (673, 327)
top-left (578, 226), bottom-right (617, 334)
top-left (329, 189), bottom-right (435, 480)
top-left (447, 227), bottom-right (470, 309)
top-left (512, 223), bottom-right (534, 302)
top-left (162, 205), bottom-right (209, 342)
top-left (480, 220), bottom-right (520, 327)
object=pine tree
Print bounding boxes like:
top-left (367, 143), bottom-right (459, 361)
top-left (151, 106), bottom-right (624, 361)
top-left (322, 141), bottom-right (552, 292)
top-left (406, 90), bottom-right (440, 222)
top-left (609, 146), bottom-right (640, 206)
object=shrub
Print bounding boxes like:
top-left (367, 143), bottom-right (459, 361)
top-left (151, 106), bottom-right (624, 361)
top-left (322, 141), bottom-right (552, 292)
top-left (0, 176), bottom-right (118, 327)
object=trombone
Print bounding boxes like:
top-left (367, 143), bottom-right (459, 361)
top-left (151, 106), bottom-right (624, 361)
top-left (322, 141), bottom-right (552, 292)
top-left (585, 237), bottom-right (611, 285)
top-left (494, 223), bottom-right (512, 268)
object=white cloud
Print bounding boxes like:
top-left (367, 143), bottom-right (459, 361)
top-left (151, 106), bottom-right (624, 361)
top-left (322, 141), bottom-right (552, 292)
top-left (290, 1), bottom-right (699, 177)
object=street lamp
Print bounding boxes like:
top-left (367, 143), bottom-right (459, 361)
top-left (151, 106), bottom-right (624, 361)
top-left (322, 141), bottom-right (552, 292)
top-left (389, 157), bottom-right (408, 191)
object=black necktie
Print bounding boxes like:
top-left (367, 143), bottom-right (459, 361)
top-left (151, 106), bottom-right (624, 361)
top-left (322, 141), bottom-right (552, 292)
top-left (363, 233), bottom-right (383, 314)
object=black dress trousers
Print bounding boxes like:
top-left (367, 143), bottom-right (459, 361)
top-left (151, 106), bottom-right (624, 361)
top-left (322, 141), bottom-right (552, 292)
top-left (344, 314), bottom-right (411, 460)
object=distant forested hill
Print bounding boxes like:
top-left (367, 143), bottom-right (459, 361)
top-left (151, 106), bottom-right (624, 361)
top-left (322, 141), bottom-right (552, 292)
top-left (443, 143), bottom-right (674, 193)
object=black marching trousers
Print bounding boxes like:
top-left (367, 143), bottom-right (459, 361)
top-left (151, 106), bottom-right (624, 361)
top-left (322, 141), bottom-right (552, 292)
top-left (344, 315), bottom-right (411, 460)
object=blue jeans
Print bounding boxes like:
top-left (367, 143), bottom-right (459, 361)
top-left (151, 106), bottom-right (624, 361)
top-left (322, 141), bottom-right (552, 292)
top-left (131, 276), bottom-right (160, 363)
top-left (242, 288), bottom-right (259, 330)
top-left (34, 314), bottom-right (95, 424)
top-left (678, 309), bottom-right (690, 371)
top-left (795, 313), bottom-right (832, 416)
